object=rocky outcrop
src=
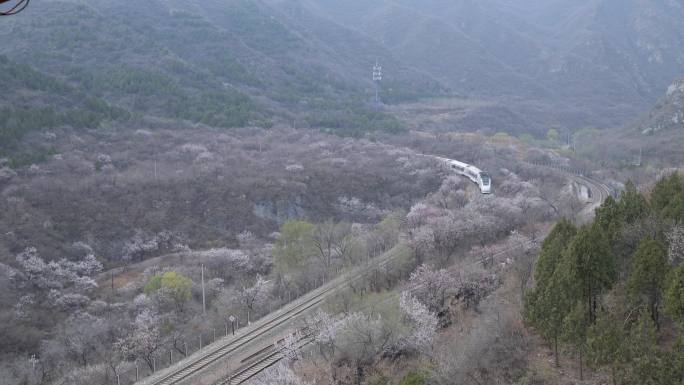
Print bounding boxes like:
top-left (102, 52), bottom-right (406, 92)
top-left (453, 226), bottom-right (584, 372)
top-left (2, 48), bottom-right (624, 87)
top-left (639, 78), bottom-right (684, 135)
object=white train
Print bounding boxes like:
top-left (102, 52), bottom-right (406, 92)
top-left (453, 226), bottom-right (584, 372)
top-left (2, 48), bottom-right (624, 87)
top-left (432, 156), bottom-right (492, 194)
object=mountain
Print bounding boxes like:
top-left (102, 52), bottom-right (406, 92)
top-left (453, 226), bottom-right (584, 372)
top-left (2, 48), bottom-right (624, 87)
top-left (0, 0), bottom-right (445, 140)
top-left (0, 55), bottom-right (129, 162)
top-left (585, 78), bottom-right (684, 167)
top-left (637, 78), bottom-right (684, 135)
top-left (280, 0), bottom-right (684, 133)
top-left (1, 0), bottom-right (684, 139)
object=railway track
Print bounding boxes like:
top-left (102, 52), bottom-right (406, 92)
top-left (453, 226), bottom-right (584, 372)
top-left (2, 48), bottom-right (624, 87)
top-left (217, 331), bottom-right (313, 385)
top-left (142, 156), bottom-right (616, 385)
top-left (215, 158), bottom-right (619, 385)
top-left (526, 160), bottom-right (616, 199)
top-left (219, 234), bottom-right (547, 385)
top-left (136, 245), bottom-right (407, 385)
top-left (573, 174), bottom-right (613, 202)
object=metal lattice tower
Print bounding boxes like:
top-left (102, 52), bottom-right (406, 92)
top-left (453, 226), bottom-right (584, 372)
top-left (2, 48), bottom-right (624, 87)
top-left (372, 59), bottom-right (382, 104)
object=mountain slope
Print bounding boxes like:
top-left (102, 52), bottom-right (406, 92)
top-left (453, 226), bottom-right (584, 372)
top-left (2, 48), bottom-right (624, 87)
top-left (0, 55), bottom-right (128, 156)
top-left (0, 0), bottom-right (445, 136)
top-left (284, 0), bottom-right (684, 132)
top-left (636, 78), bottom-right (684, 135)
top-left (2, 0), bottom-right (683, 137)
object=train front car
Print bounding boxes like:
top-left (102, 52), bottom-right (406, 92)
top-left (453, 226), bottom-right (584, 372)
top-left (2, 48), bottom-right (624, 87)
top-left (479, 172), bottom-right (492, 194)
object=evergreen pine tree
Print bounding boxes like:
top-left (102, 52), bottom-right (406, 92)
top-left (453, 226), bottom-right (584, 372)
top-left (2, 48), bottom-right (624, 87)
top-left (586, 310), bottom-right (624, 385)
top-left (666, 263), bottom-right (684, 324)
top-left (627, 237), bottom-right (668, 328)
top-left (563, 224), bottom-right (616, 324)
top-left (524, 219), bottom-right (577, 366)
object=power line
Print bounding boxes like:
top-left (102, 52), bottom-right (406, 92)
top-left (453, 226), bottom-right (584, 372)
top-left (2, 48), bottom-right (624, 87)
top-left (0, 0), bottom-right (30, 16)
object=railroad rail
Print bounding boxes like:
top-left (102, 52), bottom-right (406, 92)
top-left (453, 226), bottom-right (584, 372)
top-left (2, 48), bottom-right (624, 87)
top-left (218, 160), bottom-right (619, 385)
top-left (217, 234), bottom-right (545, 385)
top-left (217, 331), bottom-right (313, 385)
top-left (136, 245), bottom-right (407, 385)
top-left (141, 156), bottom-right (616, 385)
top-left (526, 160), bottom-right (617, 199)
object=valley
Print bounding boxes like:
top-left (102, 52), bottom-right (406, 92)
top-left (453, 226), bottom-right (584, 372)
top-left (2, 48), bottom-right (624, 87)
top-left (1, 1), bottom-right (683, 385)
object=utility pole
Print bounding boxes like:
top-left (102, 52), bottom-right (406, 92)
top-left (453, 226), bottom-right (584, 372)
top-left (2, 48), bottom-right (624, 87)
top-left (29, 355), bottom-right (37, 372)
top-left (201, 263), bottom-right (206, 314)
top-left (373, 59), bottom-right (382, 105)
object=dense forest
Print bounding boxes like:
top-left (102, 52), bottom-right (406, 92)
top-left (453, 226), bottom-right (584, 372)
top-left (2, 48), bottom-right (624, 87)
top-left (525, 173), bottom-right (684, 384)
top-left (0, 55), bottom-right (129, 153)
top-left (0, 0), bottom-right (450, 160)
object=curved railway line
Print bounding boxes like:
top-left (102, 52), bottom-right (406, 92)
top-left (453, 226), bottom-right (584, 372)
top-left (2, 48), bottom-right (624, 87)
top-left (216, 237), bottom-right (542, 385)
top-left (137, 156), bottom-right (616, 385)
top-left (136, 246), bottom-right (407, 385)
top-left (208, 162), bottom-right (617, 385)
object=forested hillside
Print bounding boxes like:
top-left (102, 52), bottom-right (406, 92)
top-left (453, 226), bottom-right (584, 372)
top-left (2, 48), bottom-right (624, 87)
top-left (3, 0), bottom-right (684, 141)
top-left (287, 0), bottom-right (684, 133)
top-left (0, 55), bottom-right (128, 159)
top-left (525, 174), bottom-right (684, 384)
top-left (0, 0), bottom-right (446, 143)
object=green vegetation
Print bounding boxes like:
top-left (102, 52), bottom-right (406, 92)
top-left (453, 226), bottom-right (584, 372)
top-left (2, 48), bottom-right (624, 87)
top-left (524, 219), bottom-right (577, 366)
top-left (273, 220), bottom-right (315, 276)
top-left (628, 237), bottom-right (668, 327)
top-left (666, 263), bottom-right (684, 324)
top-left (651, 173), bottom-right (684, 221)
top-left (219, 0), bottom-right (300, 55)
top-left (0, 106), bottom-right (126, 146)
top-left (306, 105), bottom-right (406, 137)
top-left (144, 271), bottom-right (193, 312)
top-left (546, 128), bottom-right (559, 143)
top-left (0, 55), bottom-right (129, 150)
top-left (381, 79), bottom-right (447, 104)
top-left (525, 172), bottom-right (684, 383)
top-left (398, 371), bottom-right (427, 385)
top-left (0, 0), bottom-right (444, 146)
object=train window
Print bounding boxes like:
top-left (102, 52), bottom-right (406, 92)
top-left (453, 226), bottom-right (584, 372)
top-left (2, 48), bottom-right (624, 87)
top-left (481, 173), bottom-right (491, 185)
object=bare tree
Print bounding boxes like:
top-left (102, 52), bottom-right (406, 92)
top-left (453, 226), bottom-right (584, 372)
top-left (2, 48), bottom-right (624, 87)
top-left (311, 221), bottom-right (352, 278)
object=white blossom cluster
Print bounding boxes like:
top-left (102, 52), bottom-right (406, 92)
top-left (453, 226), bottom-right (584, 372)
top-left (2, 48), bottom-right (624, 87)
top-left (121, 230), bottom-right (183, 262)
top-left (409, 264), bottom-right (458, 313)
top-left (245, 362), bottom-right (312, 385)
top-left (239, 274), bottom-right (273, 312)
top-left (115, 309), bottom-right (162, 369)
top-left (13, 247), bottom-right (103, 317)
top-left (399, 291), bottom-right (439, 354)
top-left (667, 225), bottom-right (684, 264)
